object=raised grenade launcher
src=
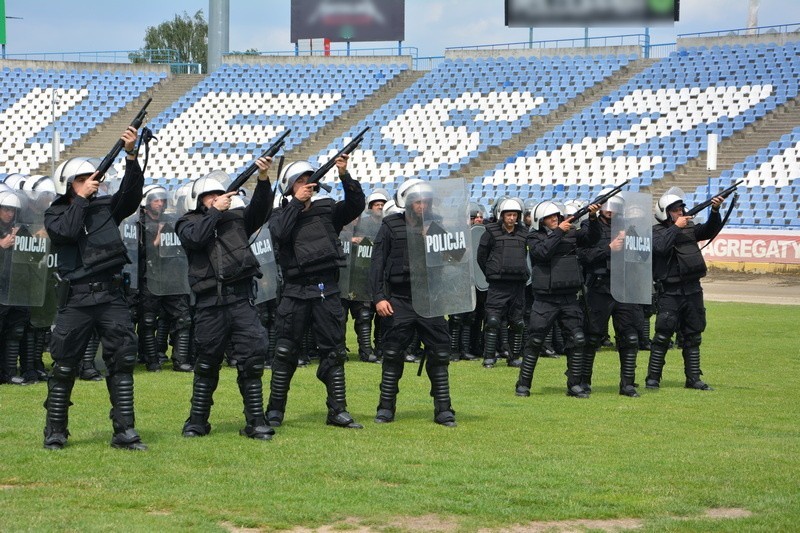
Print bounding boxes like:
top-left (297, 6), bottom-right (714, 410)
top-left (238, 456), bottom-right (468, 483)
top-left (226, 129), bottom-right (292, 193)
top-left (95, 97), bottom-right (151, 182)
top-left (570, 179), bottom-right (631, 220)
top-left (306, 126), bottom-right (370, 193)
top-left (685, 180), bottom-right (744, 216)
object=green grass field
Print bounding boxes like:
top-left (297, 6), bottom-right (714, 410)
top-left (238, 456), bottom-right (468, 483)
top-left (1, 301), bottom-right (798, 532)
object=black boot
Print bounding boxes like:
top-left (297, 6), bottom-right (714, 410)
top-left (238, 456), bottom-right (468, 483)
top-left (183, 364), bottom-right (219, 437)
top-left (459, 320), bottom-right (479, 360)
top-left (171, 329), bottom-right (193, 372)
top-left (237, 367), bottom-right (274, 440)
top-left (43, 364), bottom-right (75, 449)
top-left (79, 334), bottom-right (103, 381)
top-left (319, 355), bottom-right (362, 428)
top-left (646, 333), bottom-right (670, 389)
top-left (355, 317), bottom-right (378, 363)
top-left (619, 348), bottom-right (640, 397)
top-left (482, 319), bottom-right (500, 368)
top-left (427, 356), bottom-right (456, 427)
top-left (683, 344), bottom-right (713, 391)
top-left (107, 372), bottom-right (147, 450)
top-left (566, 342), bottom-right (588, 399)
top-left (515, 336), bottom-right (542, 396)
top-left (375, 349), bottom-right (404, 423)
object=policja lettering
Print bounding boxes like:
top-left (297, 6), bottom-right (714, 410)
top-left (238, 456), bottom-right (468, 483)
top-left (357, 243), bottom-right (372, 258)
top-left (14, 234), bottom-right (48, 253)
top-left (425, 231), bottom-right (467, 253)
top-left (123, 223), bottom-right (137, 239)
top-left (625, 235), bottom-right (650, 252)
top-left (250, 238), bottom-right (273, 256)
top-left (159, 231), bottom-right (182, 247)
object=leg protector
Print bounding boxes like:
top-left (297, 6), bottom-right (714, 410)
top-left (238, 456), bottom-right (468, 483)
top-left (542, 327), bottom-right (558, 358)
top-left (482, 315), bottom-right (501, 368)
top-left (515, 336), bottom-right (543, 396)
top-left (355, 308), bottom-right (377, 363)
top-left (43, 362), bottom-right (76, 449)
top-left (582, 334), bottom-right (605, 393)
top-left (508, 320), bottom-right (525, 364)
top-left (459, 318), bottom-right (478, 360)
top-left (498, 321), bottom-right (510, 359)
top-left (236, 358), bottom-right (273, 440)
top-left (566, 330), bottom-right (588, 398)
top-left (156, 315), bottom-right (170, 360)
top-left (3, 324), bottom-right (25, 385)
top-left (171, 328), bottom-right (193, 372)
top-left (19, 329), bottom-right (39, 383)
top-left (426, 352), bottom-right (455, 427)
top-left (646, 332), bottom-right (671, 389)
top-left (376, 346), bottom-right (405, 423)
top-left (619, 347), bottom-right (640, 397)
top-left (33, 329), bottom-right (50, 381)
top-left (448, 315), bottom-right (462, 361)
top-left (183, 358), bottom-right (220, 437)
top-left (139, 313), bottom-right (161, 372)
top-left (682, 334), bottom-right (712, 390)
top-left (106, 346), bottom-right (138, 434)
top-left (79, 333), bottom-right (103, 381)
top-left (266, 340), bottom-right (298, 426)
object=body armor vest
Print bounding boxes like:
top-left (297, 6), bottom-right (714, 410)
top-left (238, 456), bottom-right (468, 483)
top-left (186, 209), bottom-right (260, 294)
top-left (280, 198), bottom-right (345, 279)
top-left (383, 213), bottom-right (410, 285)
top-left (484, 222), bottom-right (528, 281)
top-left (52, 198), bottom-right (128, 282)
top-left (658, 223), bottom-right (707, 284)
top-left (530, 230), bottom-right (583, 294)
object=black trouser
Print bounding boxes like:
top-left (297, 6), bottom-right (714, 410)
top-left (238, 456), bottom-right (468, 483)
top-left (378, 295), bottom-right (453, 421)
top-left (584, 289), bottom-right (644, 390)
top-left (46, 290), bottom-right (139, 437)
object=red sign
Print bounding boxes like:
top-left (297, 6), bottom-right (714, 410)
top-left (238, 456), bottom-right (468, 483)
top-left (701, 229), bottom-right (800, 264)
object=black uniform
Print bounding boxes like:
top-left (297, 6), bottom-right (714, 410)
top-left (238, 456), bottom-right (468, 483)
top-left (176, 178), bottom-right (274, 439)
top-left (516, 216), bottom-right (601, 398)
top-left (138, 209), bottom-right (192, 372)
top-left (578, 215), bottom-right (645, 396)
top-left (476, 220), bottom-right (529, 368)
top-left (369, 211), bottom-right (456, 426)
top-left (266, 174), bottom-right (365, 429)
top-left (42, 159), bottom-right (145, 450)
top-left (646, 210), bottom-right (723, 390)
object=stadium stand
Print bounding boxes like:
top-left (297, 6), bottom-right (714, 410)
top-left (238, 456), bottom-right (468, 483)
top-left (0, 66), bottom-right (166, 174)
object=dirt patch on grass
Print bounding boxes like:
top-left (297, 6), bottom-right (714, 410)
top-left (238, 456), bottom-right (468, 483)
top-left (220, 521), bottom-right (265, 533)
top-left (703, 508), bottom-right (753, 519)
top-left (478, 518), bottom-right (644, 532)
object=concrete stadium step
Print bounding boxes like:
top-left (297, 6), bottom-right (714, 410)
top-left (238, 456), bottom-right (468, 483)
top-left (30, 73), bottom-right (207, 176)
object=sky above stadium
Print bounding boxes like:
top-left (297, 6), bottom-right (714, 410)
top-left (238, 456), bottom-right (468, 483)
top-left (4, 0), bottom-right (800, 60)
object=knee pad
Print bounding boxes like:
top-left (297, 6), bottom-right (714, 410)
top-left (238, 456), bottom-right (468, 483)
top-left (426, 349), bottom-right (450, 367)
top-left (484, 315), bottom-right (502, 331)
top-left (8, 323), bottom-right (26, 341)
top-left (652, 332), bottom-right (671, 348)
top-left (51, 362), bottom-right (76, 381)
top-left (237, 356), bottom-right (265, 379)
top-left (381, 344), bottom-right (404, 364)
top-left (449, 314), bottom-right (463, 326)
top-left (110, 346), bottom-right (138, 374)
top-left (174, 314), bottom-right (192, 331)
top-left (510, 319), bottom-right (526, 334)
top-left (141, 313), bottom-right (158, 329)
top-left (355, 306), bottom-right (373, 324)
top-left (618, 332), bottom-right (639, 350)
top-left (274, 340), bottom-right (297, 365)
top-left (571, 330), bottom-right (586, 349)
top-left (326, 346), bottom-right (348, 366)
top-left (587, 334), bottom-right (605, 351)
top-left (194, 358), bottom-right (219, 379)
top-left (682, 333), bottom-right (702, 348)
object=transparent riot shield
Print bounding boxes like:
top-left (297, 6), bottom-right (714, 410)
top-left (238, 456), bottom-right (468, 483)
top-left (611, 191), bottom-right (653, 305)
top-left (408, 178), bottom-right (475, 318)
top-left (341, 213), bottom-right (382, 301)
top-left (120, 213), bottom-right (139, 291)
top-left (0, 190), bottom-right (49, 306)
top-left (251, 226), bottom-right (278, 304)
top-left (470, 224), bottom-right (489, 292)
top-left (337, 221), bottom-right (355, 298)
top-left (29, 251), bottom-right (59, 328)
top-left (146, 216), bottom-right (190, 296)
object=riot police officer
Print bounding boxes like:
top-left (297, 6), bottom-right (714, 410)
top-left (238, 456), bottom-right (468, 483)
top-left (42, 127), bottom-right (146, 450)
top-left (266, 155), bottom-right (365, 429)
top-left (646, 189), bottom-right (725, 391)
top-left (477, 198), bottom-right (529, 368)
top-left (369, 179), bottom-right (458, 427)
top-left (176, 160), bottom-right (274, 440)
top-left (578, 195), bottom-right (645, 397)
top-left (137, 185), bottom-right (193, 372)
top-left (515, 200), bottom-right (601, 398)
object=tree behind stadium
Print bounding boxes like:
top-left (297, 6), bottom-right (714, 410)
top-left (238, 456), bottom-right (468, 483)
top-left (130, 10), bottom-right (208, 72)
